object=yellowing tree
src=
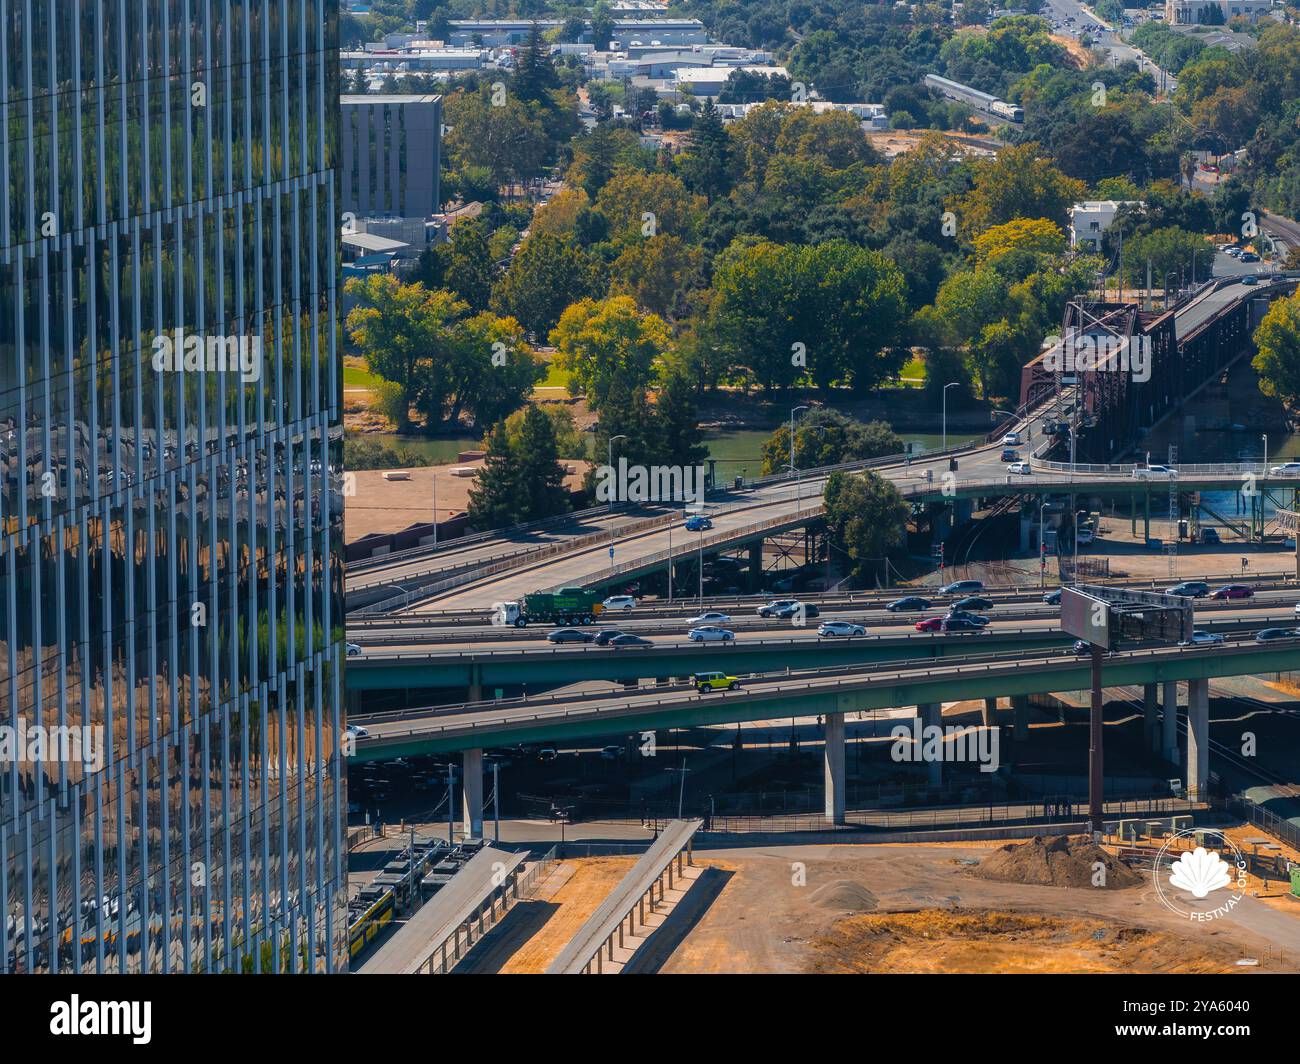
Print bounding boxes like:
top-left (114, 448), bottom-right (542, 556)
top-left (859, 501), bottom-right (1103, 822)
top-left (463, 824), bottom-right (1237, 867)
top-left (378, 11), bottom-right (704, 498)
top-left (971, 217), bottom-right (1066, 265)
top-left (549, 296), bottom-right (670, 410)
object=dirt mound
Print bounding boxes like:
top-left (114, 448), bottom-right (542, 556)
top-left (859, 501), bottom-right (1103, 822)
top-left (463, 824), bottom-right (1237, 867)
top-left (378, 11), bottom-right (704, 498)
top-left (808, 879), bottom-right (877, 912)
top-left (971, 835), bottom-right (1141, 889)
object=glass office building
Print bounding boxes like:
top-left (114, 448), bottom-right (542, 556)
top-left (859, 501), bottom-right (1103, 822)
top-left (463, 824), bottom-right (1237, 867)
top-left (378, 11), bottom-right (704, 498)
top-left (0, 2), bottom-right (345, 971)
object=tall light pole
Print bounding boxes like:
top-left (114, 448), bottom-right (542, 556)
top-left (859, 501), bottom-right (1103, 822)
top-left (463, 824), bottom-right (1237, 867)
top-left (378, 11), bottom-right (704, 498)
top-left (607, 434), bottom-right (627, 512)
top-left (942, 383), bottom-right (959, 453)
top-left (432, 471), bottom-right (438, 546)
top-left (789, 406), bottom-right (807, 486)
top-left (1262, 434), bottom-right (1268, 476)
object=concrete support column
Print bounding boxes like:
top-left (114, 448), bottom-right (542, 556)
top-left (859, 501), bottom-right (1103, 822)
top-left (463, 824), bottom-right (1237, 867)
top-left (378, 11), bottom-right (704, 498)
top-left (1186, 678), bottom-right (1209, 801)
top-left (1011, 696), bottom-right (1030, 742)
top-left (467, 665), bottom-right (483, 704)
top-left (823, 711), bottom-right (846, 824)
top-left (982, 697), bottom-right (998, 728)
top-left (919, 703), bottom-right (943, 786)
top-left (1143, 683), bottom-right (1158, 751)
top-left (748, 542), bottom-right (762, 586)
top-left (1161, 682), bottom-right (1180, 765)
top-left (462, 748), bottom-right (484, 836)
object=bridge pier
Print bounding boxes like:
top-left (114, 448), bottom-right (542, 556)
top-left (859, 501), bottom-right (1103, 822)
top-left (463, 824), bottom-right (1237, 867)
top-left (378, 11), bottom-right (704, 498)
top-left (748, 542), bottom-right (762, 587)
top-left (462, 748), bottom-right (484, 837)
top-left (1012, 696), bottom-right (1029, 742)
top-left (1161, 682), bottom-right (1180, 765)
top-left (981, 698), bottom-right (998, 728)
top-left (919, 703), bottom-right (942, 786)
top-left (1143, 683), bottom-right (1158, 750)
top-left (1187, 678), bottom-right (1209, 801)
top-left (823, 712), bottom-right (845, 825)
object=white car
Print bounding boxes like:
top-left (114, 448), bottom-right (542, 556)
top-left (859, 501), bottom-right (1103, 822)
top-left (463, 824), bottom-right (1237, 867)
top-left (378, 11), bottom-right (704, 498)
top-left (688, 611), bottom-right (732, 625)
top-left (346, 723), bottom-right (370, 739)
top-left (1269, 463), bottom-right (1300, 476)
top-left (345, 642), bottom-right (362, 657)
top-left (687, 626), bottom-right (735, 642)
top-left (602, 595), bottom-right (638, 611)
top-left (1180, 631), bottom-right (1224, 647)
top-left (1002, 432), bottom-right (1022, 446)
top-left (1132, 464), bottom-right (1175, 480)
top-left (818, 621), bottom-right (865, 638)
top-left (1007, 462), bottom-right (1031, 475)
top-left (1293, 602), bottom-right (1300, 618)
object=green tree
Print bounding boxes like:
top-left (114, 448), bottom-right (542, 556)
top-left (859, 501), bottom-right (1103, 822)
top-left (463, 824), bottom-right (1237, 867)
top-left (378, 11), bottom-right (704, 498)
top-left (822, 471), bottom-right (911, 581)
top-left (651, 368), bottom-right (708, 469)
top-left (446, 220), bottom-right (495, 313)
top-left (760, 411), bottom-right (904, 475)
top-left (1253, 290), bottom-right (1300, 405)
top-left (467, 423), bottom-right (523, 530)
top-left (491, 232), bottom-right (603, 339)
top-left (549, 295), bottom-right (670, 409)
top-left (513, 405), bottom-right (572, 520)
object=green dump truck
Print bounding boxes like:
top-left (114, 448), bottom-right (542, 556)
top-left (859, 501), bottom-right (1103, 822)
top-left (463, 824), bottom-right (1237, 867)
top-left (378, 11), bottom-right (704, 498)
top-left (492, 587), bottom-right (605, 627)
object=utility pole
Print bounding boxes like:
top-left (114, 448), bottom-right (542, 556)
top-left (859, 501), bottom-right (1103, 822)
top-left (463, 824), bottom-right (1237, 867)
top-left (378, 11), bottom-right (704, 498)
top-left (1089, 643), bottom-right (1105, 836)
top-left (492, 759), bottom-right (501, 844)
top-left (445, 763), bottom-right (458, 844)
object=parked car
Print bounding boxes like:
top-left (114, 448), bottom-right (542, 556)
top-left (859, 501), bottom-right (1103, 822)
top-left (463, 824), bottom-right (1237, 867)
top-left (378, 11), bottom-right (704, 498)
top-left (1269, 462), bottom-right (1300, 476)
top-left (1000, 449), bottom-right (1019, 462)
top-left (914, 617), bottom-right (946, 632)
top-left (602, 595), bottom-right (638, 611)
top-left (818, 621), bottom-right (866, 637)
top-left (757, 600), bottom-right (796, 617)
top-left (1132, 464), bottom-right (1176, 480)
top-left (887, 596), bottom-right (932, 612)
top-left (941, 580), bottom-right (985, 596)
top-left (547, 628), bottom-right (595, 644)
top-left (609, 634), bottom-right (653, 648)
top-left (1255, 628), bottom-right (1298, 643)
top-left (1240, 252), bottom-right (1259, 263)
top-left (593, 629), bottom-right (627, 646)
top-left (345, 642), bottom-right (362, 657)
top-left (1210, 584), bottom-right (1253, 600)
top-left (1166, 581), bottom-right (1209, 598)
top-left (687, 626), bottom-right (735, 642)
top-left (688, 611), bottom-right (732, 626)
top-left (1180, 631), bottom-right (1225, 647)
top-left (684, 515), bottom-right (713, 531)
top-left (1043, 589), bottom-right (1061, 605)
top-left (693, 671), bottom-right (740, 692)
top-left (952, 596), bottom-right (994, 612)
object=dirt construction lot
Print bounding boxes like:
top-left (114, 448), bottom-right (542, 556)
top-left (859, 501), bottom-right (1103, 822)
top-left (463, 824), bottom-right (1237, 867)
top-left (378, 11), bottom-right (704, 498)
top-left (657, 842), bottom-right (1300, 974)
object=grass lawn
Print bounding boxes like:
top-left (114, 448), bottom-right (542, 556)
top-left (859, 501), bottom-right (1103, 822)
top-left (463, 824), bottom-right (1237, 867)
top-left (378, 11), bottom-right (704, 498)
top-left (539, 361), bottom-right (572, 389)
top-left (343, 360), bottom-right (382, 390)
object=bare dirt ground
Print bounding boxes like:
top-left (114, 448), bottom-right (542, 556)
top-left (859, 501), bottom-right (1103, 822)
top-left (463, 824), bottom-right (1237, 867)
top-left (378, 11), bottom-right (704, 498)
top-left (659, 842), bottom-right (1300, 974)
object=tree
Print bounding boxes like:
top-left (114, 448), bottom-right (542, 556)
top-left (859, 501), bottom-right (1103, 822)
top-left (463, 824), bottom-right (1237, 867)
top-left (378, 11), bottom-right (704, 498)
top-left (676, 98), bottom-right (731, 202)
top-left (549, 296), bottom-right (670, 410)
top-left (651, 368), bottom-right (708, 469)
top-left (822, 471), bottom-right (910, 581)
top-left (491, 232), bottom-right (602, 339)
top-left (456, 312), bottom-right (545, 429)
top-left (760, 411), bottom-right (903, 475)
top-left (512, 24), bottom-right (560, 104)
top-left (467, 411), bottom-right (571, 530)
top-left (952, 143), bottom-right (1087, 235)
top-left (590, 0), bottom-right (614, 50)
top-left (503, 404), bottom-right (585, 459)
top-left (446, 219), bottom-right (495, 313)
top-left (609, 234), bottom-right (705, 319)
top-left (467, 423), bottom-right (523, 530)
top-left (1120, 226), bottom-right (1210, 288)
top-left (971, 217), bottom-right (1066, 265)
top-left (1253, 290), bottom-right (1300, 405)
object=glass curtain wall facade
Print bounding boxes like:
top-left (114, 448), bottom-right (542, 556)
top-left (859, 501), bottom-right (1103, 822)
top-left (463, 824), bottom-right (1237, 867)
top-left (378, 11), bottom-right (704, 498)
top-left (0, 1), bottom-right (345, 972)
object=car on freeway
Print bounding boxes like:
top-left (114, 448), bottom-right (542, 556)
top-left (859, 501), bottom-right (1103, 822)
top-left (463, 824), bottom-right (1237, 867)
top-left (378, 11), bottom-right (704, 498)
top-left (1180, 631), bottom-right (1225, 647)
top-left (1241, 275), bottom-right (1258, 285)
top-left (1270, 462), bottom-right (1300, 476)
top-left (1210, 584), bottom-right (1253, 600)
top-left (547, 628), bottom-right (595, 644)
top-left (915, 616), bottom-right (946, 632)
top-left (1072, 639), bottom-right (1093, 656)
top-left (688, 611), bottom-right (732, 625)
top-left (818, 621), bottom-right (866, 638)
top-left (684, 515), bottom-right (713, 531)
top-left (1000, 449), bottom-right (1020, 462)
top-left (693, 671), bottom-right (741, 692)
top-left (1166, 581), bottom-right (1210, 598)
top-left (345, 723), bottom-right (370, 739)
top-left (1255, 628), bottom-right (1298, 643)
top-left (609, 634), bottom-right (653, 648)
top-left (600, 745), bottom-right (623, 761)
top-left (942, 616), bottom-right (988, 633)
top-left (1003, 432), bottom-right (1022, 446)
top-left (345, 642), bottom-right (362, 657)
top-left (1043, 589), bottom-right (1061, 605)
top-left (1132, 464), bottom-right (1176, 480)
top-left (1007, 462), bottom-right (1032, 475)
top-left (769, 601), bottom-right (819, 620)
top-left (593, 629), bottom-right (627, 646)
top-left (688, 625), bottom-right (735, 642)
top-left (757, 599), bottom-right (797, 617)
top-left (941, 580), bottom-right (985, 597)
top-left (602, 594), bottom-right (638, 611)
top-left (887, 596), bottom-right (932, 612)
top-left (945, 610), bottom-right (990, 627)
top-left (538, 747), bottom-right (558, 761)
top-left (952, 596), bottom-right (994, 612)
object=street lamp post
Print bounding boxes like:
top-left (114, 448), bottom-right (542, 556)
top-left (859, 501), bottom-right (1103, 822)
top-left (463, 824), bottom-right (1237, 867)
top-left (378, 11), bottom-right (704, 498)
top-left (607, 434), bottom-right (627, 512)
top-left (1262, 434), bottom-right (1268, 477)
top-left (942, 383), bottom-right (959, 453)
top-left (789, 406), bottom-right (807, 502)
top-left (432, 472), bottom-right (438, 547)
